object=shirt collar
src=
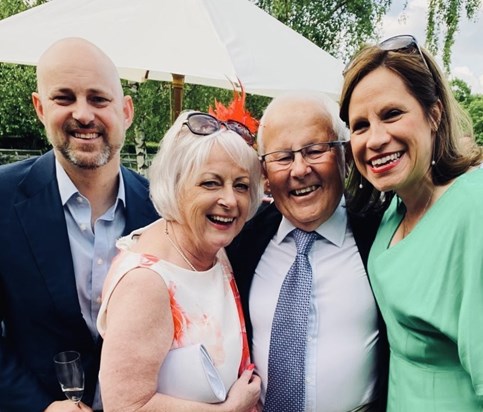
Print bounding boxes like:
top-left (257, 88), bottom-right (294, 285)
top-left (276, 196), bottom-right (347, 248)
top-left (55, 159), bottom-right (126, 208)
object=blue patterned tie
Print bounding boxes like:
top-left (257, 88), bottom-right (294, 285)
top-left (263, 229), bottom-right (318, 412)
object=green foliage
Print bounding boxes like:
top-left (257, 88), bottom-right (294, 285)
top-left (426, 0), bottom-right (482, 72)
top-left (0, 0), bottom-right (31, 19)
top-left (451, 78), bottom-right (483, 145)
top-left (123, 80), bottom-right (270, 145)
top-left (255, 0), bottom-right (393, 60)
top-left (0, 0), bottom-right (48, 143)
top-left (0, 63), bottom-right (44, 139)
top-left (466, 98), bottom-right (483, 145)
top-left (451, 78), bottom-right (473, 104)
top-left (123, 80), bottom-right (171, 144)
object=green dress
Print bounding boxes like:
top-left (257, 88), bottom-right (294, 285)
top-left (368, 169), bottom-right (483, 411)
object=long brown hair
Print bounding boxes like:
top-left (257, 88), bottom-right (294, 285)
top-left (339, 42), bottom-right (482, 215)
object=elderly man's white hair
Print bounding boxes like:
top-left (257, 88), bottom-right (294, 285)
top-left (257, 91), bottom-right (349, 155)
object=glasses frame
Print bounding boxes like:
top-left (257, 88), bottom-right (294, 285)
top-left (183, 112), bottom-right (255, 146)
top-left (259, 141), bottom-right (346, 170)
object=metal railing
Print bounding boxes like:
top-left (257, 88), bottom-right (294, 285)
top-left (0, 148), bottom-right (153, 172)
top-left (0, 148), bottom-right (43, 165)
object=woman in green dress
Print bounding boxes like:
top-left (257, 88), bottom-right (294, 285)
top-left (339, 35), bottom-right (483, 411)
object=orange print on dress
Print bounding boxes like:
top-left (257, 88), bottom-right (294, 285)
top-left (139, 253), bottom-right (159, 267)
top-left (168, 283), bottom-right (190, 345)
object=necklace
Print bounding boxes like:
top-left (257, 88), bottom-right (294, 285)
top-left (164, 220), bottom-right (197, 271)
top-left (402, 187), bottom-right (434, 239)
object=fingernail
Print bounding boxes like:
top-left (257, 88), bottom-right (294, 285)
top-left (246, 363), bottom-right (255, 371)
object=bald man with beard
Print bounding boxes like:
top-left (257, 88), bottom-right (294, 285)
top-left (0, 38), bottom-right (158, 412)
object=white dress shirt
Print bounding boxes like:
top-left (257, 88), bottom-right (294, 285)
top-left (250, 198), bottom-right (379, 412)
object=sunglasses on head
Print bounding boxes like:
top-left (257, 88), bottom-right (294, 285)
top-left (183, 112), bottom-right (255, 147)
top-left (344, 34), bottom-right (430, 75)
top-left (379, 34), bottom-right (430, 70)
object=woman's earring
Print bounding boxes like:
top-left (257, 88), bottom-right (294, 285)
top-left (359, 176), bottom-right (363, 189)
top-left (431, 160), bottom-right (436, 166)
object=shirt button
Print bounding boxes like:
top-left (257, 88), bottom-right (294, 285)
top-left (307, 336), bottom-right (312, 342)
top-left (97, 258), bottom-right (104, 265)
top-left (76, 196), bottom-right (83, 203)
top-left (79, 223), bottom-right (87, 231)
top-left (96, 296), bottom-right (102, 304)
top-left (305, 376), bottom-right (312, 384)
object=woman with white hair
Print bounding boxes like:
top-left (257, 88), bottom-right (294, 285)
top-left (97, 110), bottom-right (262, 411)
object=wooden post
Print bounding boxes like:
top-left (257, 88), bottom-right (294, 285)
top-left (171, 74), bottom-right (185, 124)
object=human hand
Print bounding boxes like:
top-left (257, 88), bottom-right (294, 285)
top-left (221, 364), bottom-right (261, 412)
top-left (44, 400), bottom-right (93, 412)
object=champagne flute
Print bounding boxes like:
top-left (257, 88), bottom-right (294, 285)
top-left (53, 350), bottom-right (84, 404)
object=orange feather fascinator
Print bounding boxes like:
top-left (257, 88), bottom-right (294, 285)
top-left (208, 88), bottom-right (259, 135)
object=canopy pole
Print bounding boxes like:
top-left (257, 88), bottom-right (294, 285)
top-left (171, 74), bottom-right (185, 124)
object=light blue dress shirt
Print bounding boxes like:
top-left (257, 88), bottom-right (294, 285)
top-left (56, 160), bottom-right (126, 409)
top-left (250, 198), bottom-right (379, 412)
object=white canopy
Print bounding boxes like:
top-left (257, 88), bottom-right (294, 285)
top-left (0, 0), bottom-right (344, 100)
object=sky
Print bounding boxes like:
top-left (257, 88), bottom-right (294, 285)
top-left (380, 0), bottom-right (483, 94)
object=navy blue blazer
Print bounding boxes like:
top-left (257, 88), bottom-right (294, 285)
top-left (226, 201), bottom-right (389, 410)
top-left (0, 151), bottom-right (159, 412)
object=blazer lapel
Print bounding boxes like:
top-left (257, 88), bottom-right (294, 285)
top-left (227, 202), bottom-right (282, 343)
top-left (14, 152), bottom-right (84, 325)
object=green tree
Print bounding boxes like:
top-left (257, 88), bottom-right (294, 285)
top-left (451, 78), bottom-right (473, 105)
top-left (0, 0), bottom-right (31, 19)
top-left (466, 97), bottom-right (483, 145)
top-left (255, 0), bottom-right (393, 60)
top-left (0, 0), bottom-right (47, 144)
top-left (123, 80), bottom-right (269, 147)
top-left (451, 78), bottom-right (483, 145)
top-left (0, 63), bottom-right (42, 139)
top-left (426, 0), bottom-right (482, 72)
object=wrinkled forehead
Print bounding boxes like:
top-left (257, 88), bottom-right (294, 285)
top-left (263, 101), bottom-right (336, 144)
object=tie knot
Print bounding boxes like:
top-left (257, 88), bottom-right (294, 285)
top-left (292, 228), bottom-right (318, 256)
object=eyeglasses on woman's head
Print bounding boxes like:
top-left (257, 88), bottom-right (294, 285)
top-left (344, 34), bottom-right (430, 75)
top-left (183, 112), bottom-right (255, 147)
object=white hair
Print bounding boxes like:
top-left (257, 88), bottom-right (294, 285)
top-left (257, 91), bottom-right (350, 155)
top-left (149, 111), bottom-right (263, 222)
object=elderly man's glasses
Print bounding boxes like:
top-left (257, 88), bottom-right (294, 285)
top-left (259, 141), bottom-right (345, 170)
top-left (344, 34), bottom-right (430, 74)
top-left (183, 112), bottom-right (255, 146)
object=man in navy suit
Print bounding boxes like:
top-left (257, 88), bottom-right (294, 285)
top-left (0, 38), bottom-right (158, 412)
top-left (227, 93), bottom-right (388, 411)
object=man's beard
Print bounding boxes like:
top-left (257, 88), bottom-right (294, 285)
top-left (57, 119), bottom-right (122, 169)
top-left (57, 140), bottom-right (120, 169)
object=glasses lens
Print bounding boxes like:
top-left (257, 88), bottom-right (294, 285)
top-left (303, 143), bottom-right (331, 162)
top-left (187, 113), bottom-right (220, 135)
top-left (379, 34), bottom-right (430, 72)
top-left (264, 150), bottom-right (293, 165)
top-left (226, 120), bottom-right (254, 146)
top-left (379, 35), bottom-right (416, 52)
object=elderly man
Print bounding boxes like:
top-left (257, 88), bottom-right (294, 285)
top-left (0, 38), bottom-right (158, 412)
top-left (227, 92), bottom-right (388, 412)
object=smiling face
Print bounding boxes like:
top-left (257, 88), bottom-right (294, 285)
top-left (348, 67), bottom-right (438, 197)
top-left (261, 97), bottom-right (345, 231)
top-left (178, 144), bottom-right (252, 258)
top-left (32, 38), bottom-right (133, 171)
